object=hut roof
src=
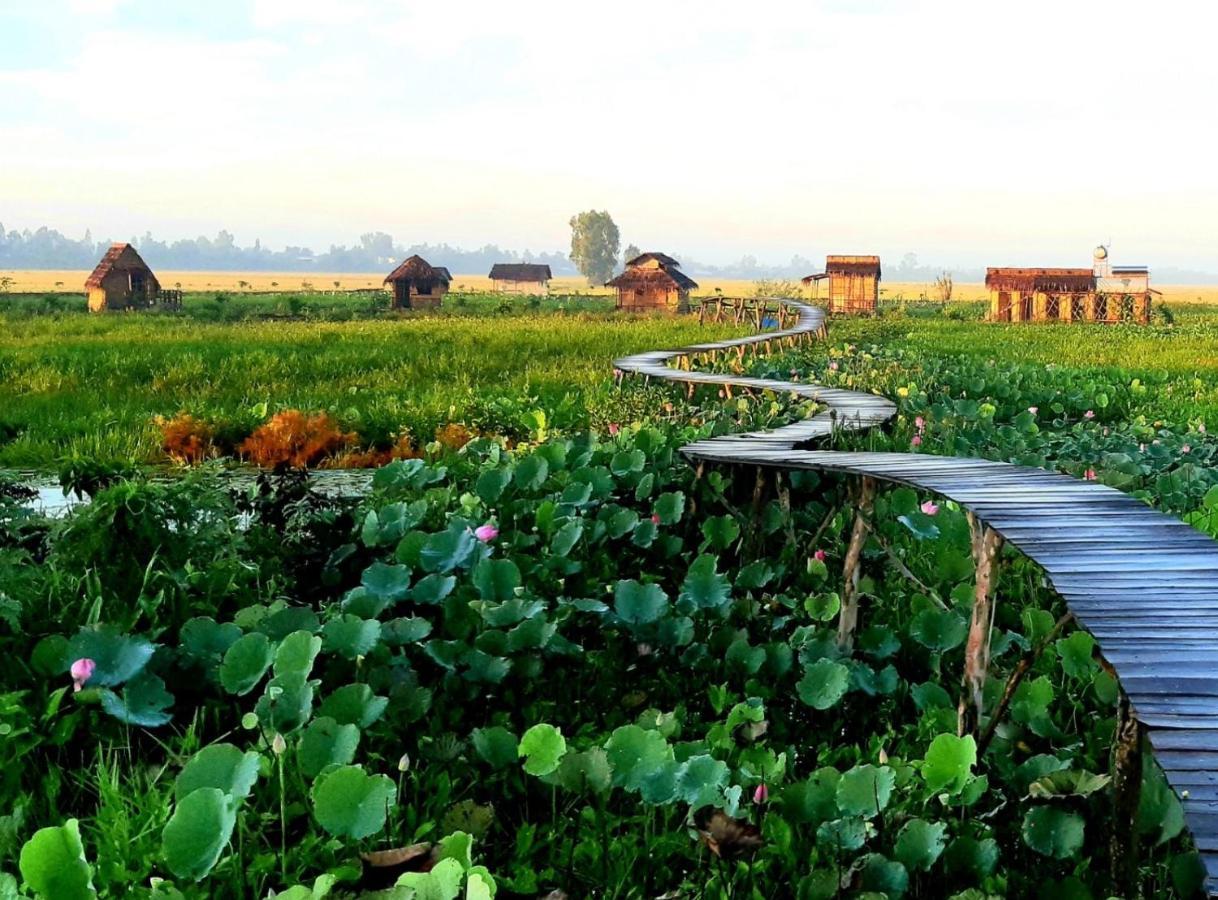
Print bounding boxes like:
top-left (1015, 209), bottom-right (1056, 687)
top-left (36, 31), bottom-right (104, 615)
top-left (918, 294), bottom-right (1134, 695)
top-left (800, 273), bottom-right (830, 284)
top-left (488, 263), bottom-right (552, 282)
top-left (625, 252), bottom-right (681, 268)
top-left (985, 267), bottom-right (1095, 293)
top-left (384, 255), bottom-right (452, 285)
top-left (85, 243), bottom-right (156, 288)
top-left (606, 264), bottom-right (698, 292)
top-left (1112, 266), bottom-right (1149, 276)
top-left (825, 255), bottom-right (882, 277)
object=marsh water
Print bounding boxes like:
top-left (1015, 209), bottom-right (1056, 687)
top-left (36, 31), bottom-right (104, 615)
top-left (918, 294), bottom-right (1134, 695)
top-left (3, 468), bottom-right (377, 517)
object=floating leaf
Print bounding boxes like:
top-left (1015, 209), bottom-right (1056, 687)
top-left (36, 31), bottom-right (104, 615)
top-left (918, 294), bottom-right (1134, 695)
top-left (411, 574), bottom-right (456, 605)
top-left (836, 765), bottom-right (894, 818)
top-left (66, 627), bottom-right (154, 687)
top-left (472, 559), bottom-right (521, 603)
top-left (518, 724), bottom-right (566, 776)
top-left (701, 515), bottom-right (741, 550)
top-left (176, 744), bottom-right (260, 801)
top-left (98, 671), bottom-right (173, 727)
top-left (1022, 806), bottom-right (1085, 859)
top-left (860, 853), bottom-right (909, 898)
top-left (922, 733), bottom-right (977, 795)
top-left (298, 717), bottom-right (360, 779)
top-left (219, 633), bottom-right (273, 696)
top-left (311, 766), bottom-right (396, 840)
top-left (420, 524), bottom-right (480, 574)
top-left (605, 724), bottom-right (672, 791)
top-left (255, 672), bottom-right (314, 734)
top-left (361, 563), bottom-right (411, 604)
top-left (613, 580), bottom-right (669, 625)
top-left (1027, 769), bottom-right (1110, 799)
top-left (317, 683), bottom-right (387, 728)
top-left (679, 555), bottom-right (730, 610)
top-left (894, 818), bottom-right (947, 871)
top-left (471, 726), bottom-right (518, 769)
top-left (179, 617), bottom-right (242, 668)
top-left (18, 819), bottom-right (94, 900)
top-left (653, 491), bottom-right (685, 525)
top-left (797, 660), bottom-right (850, 710)
top-left (1056, 631), bottom-right (1098, 679)
top-left (162, 788), bottom-right (237, 882)
top-left (910, 609), bottom-right (967, 652)
top-left (322, 615), bottom-right (381, 660)
top-left (273, 630), bottom-right (322, 678)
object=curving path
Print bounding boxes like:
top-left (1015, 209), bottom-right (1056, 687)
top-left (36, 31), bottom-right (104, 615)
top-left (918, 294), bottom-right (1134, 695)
top-left (614, 300), bottom-right (1218, 893)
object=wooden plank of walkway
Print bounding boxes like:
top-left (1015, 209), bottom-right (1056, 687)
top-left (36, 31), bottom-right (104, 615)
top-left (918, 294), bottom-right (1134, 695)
top-left (615, 298), bottom-right (1218, 894)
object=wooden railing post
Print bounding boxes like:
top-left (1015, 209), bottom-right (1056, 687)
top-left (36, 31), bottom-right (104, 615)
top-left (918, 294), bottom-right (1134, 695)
top-left (959, 513), bottom-right (1003, 737)
top-left (837, 476), bottom-right (876, 650)
top-left (1110, 692), bottom-right (1144, 896)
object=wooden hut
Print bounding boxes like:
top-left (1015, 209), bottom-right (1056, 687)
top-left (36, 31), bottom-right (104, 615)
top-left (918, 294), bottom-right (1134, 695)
top-left (606, 252), bottom-right (697, 312)
top-left (488, 263), bottom-right (552, 294)
top-left (384, 255), bottom-right (451, 309)
top-left (801, 255), bottom-right (881, 315)
top-left (85, 243), bottom-right (165, 312)
top-left (987, 247), bottom-right (1153, 324)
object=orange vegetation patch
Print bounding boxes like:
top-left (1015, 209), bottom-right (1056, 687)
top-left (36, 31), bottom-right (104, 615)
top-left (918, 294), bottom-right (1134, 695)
top-left (157, 414), bottom-right (218, 464)
top-left (239, 410), bottom-right (356, 469)
top-left (327, 434), bottom-right (422, 469)
top-left (434, 423), bottom-right (475, 452)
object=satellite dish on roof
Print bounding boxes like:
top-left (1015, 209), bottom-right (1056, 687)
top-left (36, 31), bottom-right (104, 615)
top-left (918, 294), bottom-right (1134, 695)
top-left (1093, 245), bottom-right (1108, 261)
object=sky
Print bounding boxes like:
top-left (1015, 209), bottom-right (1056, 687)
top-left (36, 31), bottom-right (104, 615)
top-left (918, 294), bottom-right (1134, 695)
top-left (1, 0), bottom-right (1215, 270)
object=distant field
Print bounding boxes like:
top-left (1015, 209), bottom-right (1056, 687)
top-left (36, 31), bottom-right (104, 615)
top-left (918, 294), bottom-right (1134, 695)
top-left (4, 269), bottom-right (1218, 305)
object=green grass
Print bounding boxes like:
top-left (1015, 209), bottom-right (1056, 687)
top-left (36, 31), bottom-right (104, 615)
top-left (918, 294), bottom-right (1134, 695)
top-left (0, 299), bottom-right (746, 468)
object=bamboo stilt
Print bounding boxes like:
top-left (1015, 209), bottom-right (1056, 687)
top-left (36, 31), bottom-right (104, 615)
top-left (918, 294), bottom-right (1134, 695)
top-left (836, 476), bottom-right (876, 650)
top-left (959, 521), bottom-right (1003, 737)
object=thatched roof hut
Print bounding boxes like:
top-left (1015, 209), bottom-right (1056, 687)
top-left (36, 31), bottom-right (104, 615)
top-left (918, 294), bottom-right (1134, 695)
top-left (85, 243), bottom-right (162, 312)
top-left (488, 263), bottom-right (552, 293)
top-left (986, 251), bottom-right (1153, 324)
top-left (607, 253), bottom-right (697, 313)
top-left (384, 255), bottom-right (451, 309)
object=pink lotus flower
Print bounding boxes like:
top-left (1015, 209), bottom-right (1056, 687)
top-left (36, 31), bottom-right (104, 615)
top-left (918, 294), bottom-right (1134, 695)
top-left (1028, 406), bottom-right (1038, 415)
top-left (914, 416), bottom-right (925, 431)
top-left (920, 501), bottom-right (939, 516)
top-left (1182, 444), bottom-right (1192, 454)
top-left (753, 783), bottom-right (769, 804)
top-left (612, 368), bottom-right (624, 379)
top-left (608, 423), bottom-right (620, 436)
top-left (911, 434), bottom-right (922, 448)
top-left (813, 549), bottom-right (827, 562)
top-left (70, 658), bottom-right (96, 693)
top-left (1083, 410), bottom-right (1095, 420)
top-left (1200, 424), bottom-right (1207, 434)
top-left (1084, 469), bottom-right (1097, 481)
top-left (474, 523), bottom-right (498, 542)
top-left (829, 361), bottom-right (839, 371)
top-left (650, 514), bottom-right (660, 525)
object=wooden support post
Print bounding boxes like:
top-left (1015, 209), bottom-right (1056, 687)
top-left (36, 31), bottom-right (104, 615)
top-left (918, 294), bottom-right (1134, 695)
top-left (836, 476), bottom-right (876, 650)
top-left (959, 516), bottom-right (1004, 737)
top-left (1110, 692), bottom-right (1144, 896)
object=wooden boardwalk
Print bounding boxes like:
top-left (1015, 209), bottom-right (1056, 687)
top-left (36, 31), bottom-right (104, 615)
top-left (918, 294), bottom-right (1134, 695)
top-left (614, 300), bottom-right (1218, 892)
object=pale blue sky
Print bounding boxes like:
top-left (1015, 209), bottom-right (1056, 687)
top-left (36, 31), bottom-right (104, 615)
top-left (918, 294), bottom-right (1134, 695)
top-left (2, 0), bottom-right (1215, 269)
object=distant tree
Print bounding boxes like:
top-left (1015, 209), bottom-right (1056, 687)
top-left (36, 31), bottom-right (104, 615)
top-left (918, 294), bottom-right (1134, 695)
top-left (622, 243), bottom-right (641, 267)
top-left (569, 210), bottom-right (620, 285)
top-left (933, 271), bottom-right (954, 303)
top-left (0, 276), bottom-right (12, 293)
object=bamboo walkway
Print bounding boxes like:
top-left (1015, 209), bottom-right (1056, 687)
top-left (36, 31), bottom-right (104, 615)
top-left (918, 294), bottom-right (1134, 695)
top-left (614, 300), bottom-right (1218, 893)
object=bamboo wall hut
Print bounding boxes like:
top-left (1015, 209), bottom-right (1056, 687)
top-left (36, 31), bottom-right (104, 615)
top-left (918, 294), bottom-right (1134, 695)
top-left (85, 243), bottom-right (162, 312)
top-left (488, 263), bottom-right (552, 294)
top-left (987, 247), bottom-right (1154, 324)
top-left (801, 255), bottom-right (881, 315)
top-left (384, 255), bottom-right (451, 309)
top-left (606, 253), bottom-right (697, 312)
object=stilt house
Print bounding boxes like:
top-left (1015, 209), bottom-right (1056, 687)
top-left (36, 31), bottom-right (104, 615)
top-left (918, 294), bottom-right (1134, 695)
top-left (801, 255), bottom-right (882, 315)
top-left (987, 247), bottom-right (1154, 324)
top-left (606, 252), bottom-right (697, 312)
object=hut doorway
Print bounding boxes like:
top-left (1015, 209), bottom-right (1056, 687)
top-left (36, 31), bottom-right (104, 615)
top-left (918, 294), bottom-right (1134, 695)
top-left (996, 292), bottom-right (1012, 321)
top-left (1020, 295), bottom-right (1033, 321)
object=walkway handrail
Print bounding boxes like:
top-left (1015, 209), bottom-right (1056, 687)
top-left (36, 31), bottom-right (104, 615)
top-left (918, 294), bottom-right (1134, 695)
top-left (614, 298), bottom-right (1218, 895)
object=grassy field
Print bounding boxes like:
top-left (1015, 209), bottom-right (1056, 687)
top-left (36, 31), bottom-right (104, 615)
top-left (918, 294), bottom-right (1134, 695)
top-left (0, 307), bottom-right (751, 467)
